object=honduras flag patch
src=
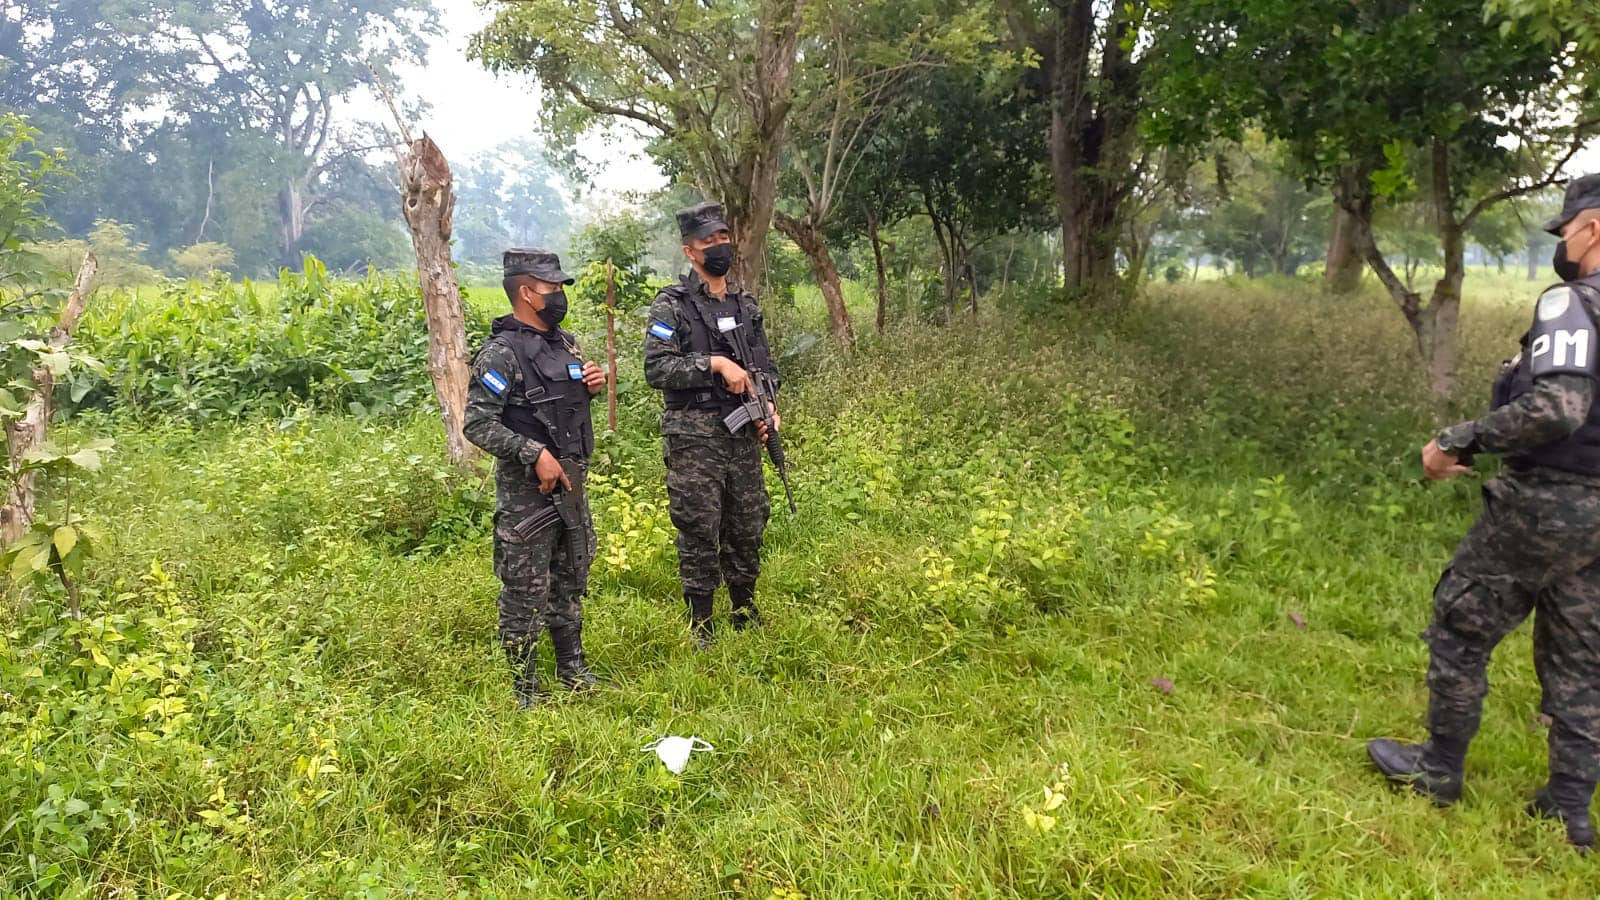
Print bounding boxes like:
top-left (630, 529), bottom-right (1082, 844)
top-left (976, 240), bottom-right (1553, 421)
top-left (481, 369), bottom-right (509, 395)
top-left (649, 321), bottom-right (676, 341)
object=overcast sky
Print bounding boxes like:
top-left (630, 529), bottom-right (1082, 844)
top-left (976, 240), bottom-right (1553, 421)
top-left (379, 0), bottom-right (667, 211)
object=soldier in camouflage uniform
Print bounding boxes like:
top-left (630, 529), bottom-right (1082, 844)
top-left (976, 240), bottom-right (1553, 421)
top-left (1370, 174), bottom-right (1600, 850)
top-left (643, 202), bottom-right (781, 647)
top-left (464, 249), bottom-right (607, 708)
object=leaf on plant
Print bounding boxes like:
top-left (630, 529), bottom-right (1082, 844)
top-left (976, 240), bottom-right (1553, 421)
top-left (64, 446), bottom-right (103, 470)
top-left (1022, 806), bottom-right (1056, 833)
top-left (1041, 786), bottom-right (1066, 812)
top-left (20, 443), bottom-right (65, 466)
top-left (39, 349), bottom-right (70, 378)
top-left (52, 525), bottom-right (76, 558)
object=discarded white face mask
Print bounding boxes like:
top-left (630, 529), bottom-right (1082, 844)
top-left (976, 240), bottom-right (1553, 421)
top-left (642, 735), bottom-right (714, 774)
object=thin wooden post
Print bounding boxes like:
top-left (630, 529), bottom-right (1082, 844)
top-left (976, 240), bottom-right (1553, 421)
top-left (604, 259), bottom-right (619, 432)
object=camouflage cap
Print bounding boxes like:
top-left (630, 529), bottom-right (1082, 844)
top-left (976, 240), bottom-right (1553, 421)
top-left (503, 248), bottom-right (574, 285)
top-left (1544, 174), bottom-right (1600, 235)
top-left (676, 201), bottom-right (731, 242)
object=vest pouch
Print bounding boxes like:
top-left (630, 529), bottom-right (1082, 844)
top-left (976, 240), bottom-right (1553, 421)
top-left (1491, 361), bottom-right (1516, 409)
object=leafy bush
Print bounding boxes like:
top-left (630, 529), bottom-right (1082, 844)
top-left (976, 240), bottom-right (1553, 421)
top-left (32, 220), bottom-right (164, 288)
top-left (71, 256), bottom-right (492, 422)
top-left (167, 242), bottom-right (237, 280)
top-left (0, 564), bottom-right (214, 895)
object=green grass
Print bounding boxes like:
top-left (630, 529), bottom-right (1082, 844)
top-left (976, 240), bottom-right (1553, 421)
top-left (4, 273), bottom-right (1597, 897)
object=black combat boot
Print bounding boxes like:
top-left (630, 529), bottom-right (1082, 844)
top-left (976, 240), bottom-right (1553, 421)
top-left (504, 639), bottom-right (540, 710)
top-left (1367, 736), bottom-right (1467, 806)
top-left (549, 623), bottom-right (601, 691)
top-left (1529, 774), bottom-right (1597, 851)
top-left (686, 592), bottom-right (715, 650)
top-left (729, 583), bottom-right (763, 631)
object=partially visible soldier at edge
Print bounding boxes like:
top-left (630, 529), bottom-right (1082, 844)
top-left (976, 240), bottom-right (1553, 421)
top-left (1369, 174), bottom-right (1600, 850)
top-left (464, 249), bottom-right (607, 708)
top-left (643, 202), bottom-right (781, 648)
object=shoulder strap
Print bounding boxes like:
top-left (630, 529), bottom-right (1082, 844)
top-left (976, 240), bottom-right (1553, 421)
top-left (498, 329), bottom-right (546, 402)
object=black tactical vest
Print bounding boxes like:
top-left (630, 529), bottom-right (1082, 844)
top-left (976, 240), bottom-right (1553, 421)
top-left (660, 282), bottom-right (776, 412)
top-left (1492, 277), bottom-right (1600, 475)
top-left (494, 323), bottom-right (594, 460)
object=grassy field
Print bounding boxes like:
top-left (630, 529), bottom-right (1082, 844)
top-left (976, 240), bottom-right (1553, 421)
top-left (5, 270), bottom-right (1597, 897)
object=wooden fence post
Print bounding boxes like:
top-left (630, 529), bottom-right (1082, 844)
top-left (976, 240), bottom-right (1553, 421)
top-left (604, 259), bottom-right (619, 432)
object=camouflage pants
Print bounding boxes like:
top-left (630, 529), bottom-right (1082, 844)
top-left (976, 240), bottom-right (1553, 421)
top-left (1425, 470), bottom-right (1600, 780)
top-left (492, 462), bottom-right (596, 655)
top-left (662, 428), bottom-right (770, 596)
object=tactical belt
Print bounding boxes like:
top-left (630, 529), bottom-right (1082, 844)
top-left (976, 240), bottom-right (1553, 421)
top-left (664, 390), bottom-right (739, 413)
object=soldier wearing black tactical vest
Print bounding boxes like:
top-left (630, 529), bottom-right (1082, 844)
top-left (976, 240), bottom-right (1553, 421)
top-left (464, 249), bottom-right (607, 708)
top-left (1370, 174), bottom-right (1600, 850)
top-left (643, 202), bottom-right (781, 647)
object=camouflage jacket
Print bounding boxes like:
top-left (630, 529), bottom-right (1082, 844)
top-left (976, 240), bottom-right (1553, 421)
top-left (1441, 272), bottom-right (1600, 462)
top-left (643, 271), bottom-right (779, 437)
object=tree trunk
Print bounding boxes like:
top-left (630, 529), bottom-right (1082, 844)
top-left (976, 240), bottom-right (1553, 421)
top-left (280, 180), bottom-right (307, 267)
top-left (966, 256), bottom-right (979, 316)
top-left (1350, 142), bottom-right (1465, 401)
top-left (927, 211), bottom-right (958, 314)
top-left (714, 0), bottom-right (802, 292)
top-left (1424, 144), bottom-right (1466, 399)
top-left (727, 199), bottom-right (775, 295)
top-left (2, 253), bottom-right (96, 547)
top-left (956, 231), bottom-right (979, 315)
top-left (1125, 227), bottom-right (1150, 286)
top-left (1528, 239), bottom-right (1541, 281)
top-left (1423, 279), bottom-right (1462, 399)
top-left (1324, 205), bottom-right (1364, 293)
top-left (1043, 0), bottom-right (1136, 304)
top-left (775, 213), bottom-right (855, 351)
top-left (868, 212), bottom-right (889, 335)
top-left (398, 134), bottom-right (475, 467)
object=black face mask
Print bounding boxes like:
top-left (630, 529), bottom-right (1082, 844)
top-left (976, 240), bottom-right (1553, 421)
top-left (537, 290), bottom-right (568, 328)
top-left (700, 243), bottom-right (735, 278)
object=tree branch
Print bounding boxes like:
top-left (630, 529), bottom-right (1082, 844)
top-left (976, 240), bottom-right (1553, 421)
top-left (560, 77), bottom-right (671, 133)
top-left (1462, 118), bottom-right (1600, 230)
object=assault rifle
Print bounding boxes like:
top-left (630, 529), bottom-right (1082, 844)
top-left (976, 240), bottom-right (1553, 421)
top-left (721, 322), bottom-right (797, 513)
top-left (513, 457), bottom-right (588, 567)
top-left (515, 400), bottom-right (590, 565)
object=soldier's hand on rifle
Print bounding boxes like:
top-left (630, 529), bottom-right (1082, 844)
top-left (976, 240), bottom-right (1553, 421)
top-left (754, 402), bottom-right (779, 444)
top-left (1421, 438), bottom-right (1472, 482)
top-left (581, 361), bottom-right (606, 395)
top-left (535, 448), bottom-right (573, 495)
top-left (711, 355), bottom-right (752, 395)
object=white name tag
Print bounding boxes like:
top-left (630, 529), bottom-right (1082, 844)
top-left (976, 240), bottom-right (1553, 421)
top-left (718, 316), bottom-right (738, 333)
